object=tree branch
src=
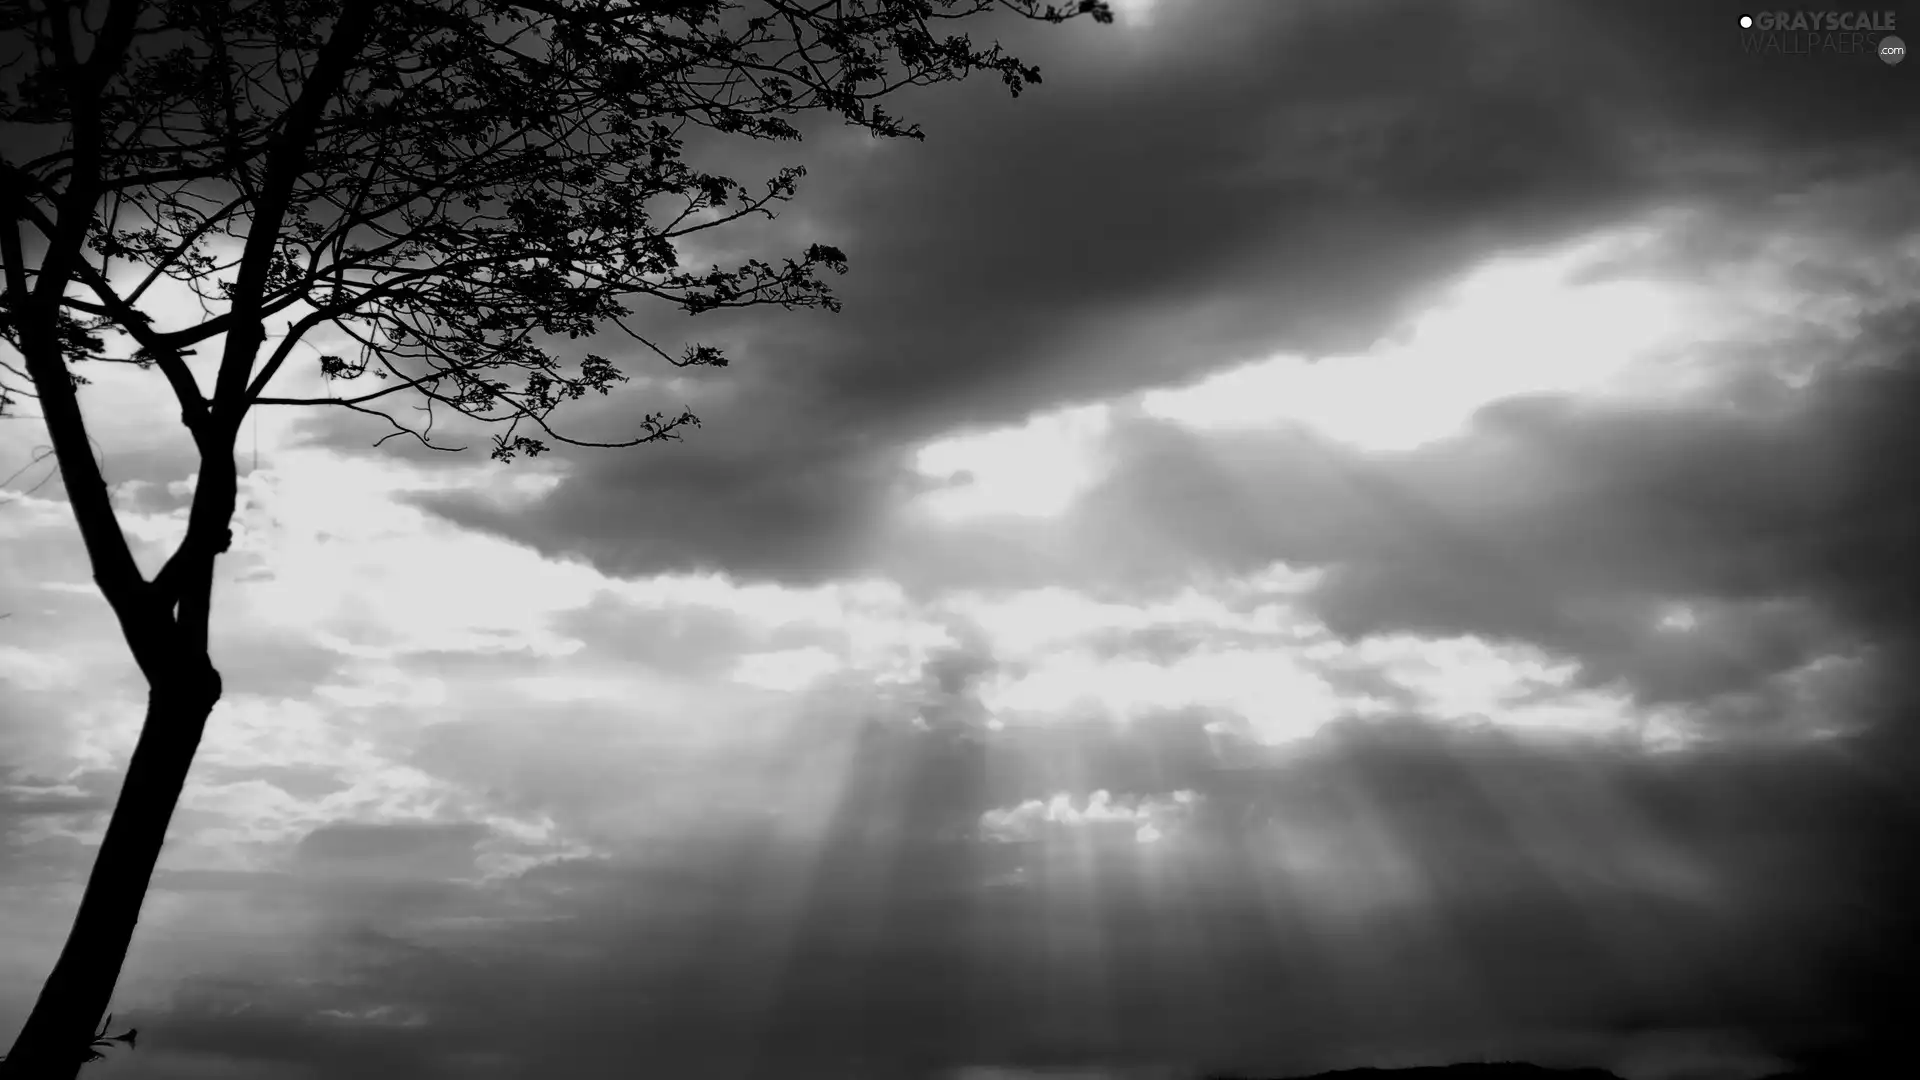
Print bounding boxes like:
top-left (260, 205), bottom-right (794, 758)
top-left (1, 203), bottom-right (168, 675)
top-left (55, 258), bottom-right (212, 436)
top-left (210, 1), bottom-right (381, 423)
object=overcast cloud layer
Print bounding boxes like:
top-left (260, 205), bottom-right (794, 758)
top-left (5, 2), bottom-right (1920, 1079)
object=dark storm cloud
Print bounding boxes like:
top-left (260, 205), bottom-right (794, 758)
top-left (1305, 351), bottom-right (1919, 721)
top-left (378, 0), bottom-right (1920, 585)
top-left (98, 715), bottom-right (1920, 1080)
top-left (406, 382), bottom-right (917, 582)
top-left (777, 0), bottom-right (1631, 421)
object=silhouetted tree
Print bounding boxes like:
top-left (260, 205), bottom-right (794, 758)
top-left (0, 0), bottom-right (1110, 1073)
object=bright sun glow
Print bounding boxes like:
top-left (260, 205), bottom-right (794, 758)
top-left (1107, 0), bottom-right (1161, 26)
top-left (1142, 231), bottom-right (1706, 451)
top-left (910, 403), bottom-right (1113, 520)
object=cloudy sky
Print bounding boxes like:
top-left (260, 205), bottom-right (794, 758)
top-left (4, 2), bottom-right (1920, 1078)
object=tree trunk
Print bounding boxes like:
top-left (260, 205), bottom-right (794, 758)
top-left (1, 667), bottom-right (220, 1079)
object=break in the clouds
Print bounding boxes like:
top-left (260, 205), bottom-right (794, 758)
top-left (6, 2), bottom-right (1920, 1079)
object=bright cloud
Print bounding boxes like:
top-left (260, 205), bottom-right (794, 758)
top-left (978, 789), bottom-right (1199, 845)
top-left (730, 646), bottom-right (845, 691)
top-left (980, 645), bottom-right (1352, 742)
top-left (1141, 225), bottom-right (1718, 451)
top-left (952, 578), bottom-right (1680, 746)
top-left (944, 576), bottom-right (1317, 656)
top-left (220, 450), bottom-right (603, 659)
top-left (1337, 634), bottom-right (1666, 734)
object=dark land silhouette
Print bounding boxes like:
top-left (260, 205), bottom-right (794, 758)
top-left (1201, 1052), bottom-right (1913, 1080)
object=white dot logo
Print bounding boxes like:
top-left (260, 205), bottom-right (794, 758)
top-left (1739, 14), bottom-right (1753, 28)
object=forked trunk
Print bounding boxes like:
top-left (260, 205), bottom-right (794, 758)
top-left (1, 669), bottom-right (220, 1079)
